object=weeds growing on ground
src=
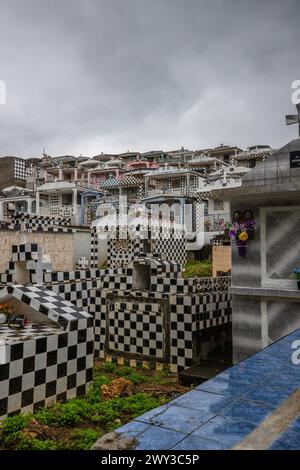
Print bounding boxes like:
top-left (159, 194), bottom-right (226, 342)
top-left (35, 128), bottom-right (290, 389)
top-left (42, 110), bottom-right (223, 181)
top-left (0, 362), bottom-right (177, 450)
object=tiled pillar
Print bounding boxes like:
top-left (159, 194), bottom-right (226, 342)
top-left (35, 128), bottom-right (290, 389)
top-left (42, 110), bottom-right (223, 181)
top-left (27, 199), bottom-right (32, 214)
top-left (0, 201), bottom-right (3, 220)
top-left (72, 188), bottom-right (78, 223)
top-left (36, 191), bottom-right (40, 214)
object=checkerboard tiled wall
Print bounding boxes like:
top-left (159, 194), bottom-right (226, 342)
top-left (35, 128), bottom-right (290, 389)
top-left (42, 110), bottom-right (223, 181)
top-left (14, 158), bottom-right (27, 181)
top-left (0, 228), bottom-right (232, 380)
top-left (91, 225), bottom-right (187, 269)
top-left (90, 258), bottom-right (231, 372)
top-left (11, 213), bottom-right (72, 230)
top-left (107, 237), bottom-right (143, 269)
top-left (0, 284), bottom-right (94, 418)
top-left (13, 253), bottom-right (231, 373)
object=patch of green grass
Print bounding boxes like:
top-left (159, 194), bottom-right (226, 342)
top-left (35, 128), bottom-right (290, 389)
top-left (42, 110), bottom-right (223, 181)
top-left (183, 260), bottom-right (212, 278)
top-left (116, 365), bottom-right (132, 376)
top-left (98, 363), bottom-right (151, 384)
top-left (68, 428), bottom-right (101, 450)
top-left (0, 364), bottom-right (174, 450)
top-left (89, 393), bottom-right (166, 431)
top-left (99, 362), bottom-right (117, 373)
top-left (152, 370), bottom-right (171, 385)
top-left (89, 401), bottom-right (119, 427)
top-left (34, 399), bottom-right (93, 426)
top-left (30, 439), bottom-right (59, 450)
top-left (1, 431), bottom-right (28, 449)
top-left (86, 374), bottom-right (110, 403)
top-left (0, 414), bottom-right (31, 434)
top-left (115, 366), bottom-right (150, 384)
top-left (125, 372), bottom-right (149, 384)
top-left (5, 433), bottom-right (59, 450)
top-left (114, 393), bottom-right (167, 418)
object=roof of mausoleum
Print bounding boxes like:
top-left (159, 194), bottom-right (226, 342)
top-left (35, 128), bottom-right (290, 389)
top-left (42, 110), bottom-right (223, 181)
top-left (211, 138), bottom-right (300, 201)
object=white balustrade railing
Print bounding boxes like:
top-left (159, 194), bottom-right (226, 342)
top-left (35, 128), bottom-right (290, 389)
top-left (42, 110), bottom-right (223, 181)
top-left (39, 205), bottom-right (81, 223)
top-left (145, 188), bottom-right (199, 198)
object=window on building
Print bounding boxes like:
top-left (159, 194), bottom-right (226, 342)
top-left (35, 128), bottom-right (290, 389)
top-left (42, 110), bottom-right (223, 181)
top-left (190, 177), bottom-right (197, 188)
top-left (262, 207), bottom-right (300, 288)
top-left (172, 178), bottom-right (181, 189)
top-left (49, 195), bottom-right (61, 206)
top-left (214, 199), bottom-right (224, 211)
top-left (192, 203), bottom-right (196, 232)
top-left (204, 200), bottom-right (209, 216)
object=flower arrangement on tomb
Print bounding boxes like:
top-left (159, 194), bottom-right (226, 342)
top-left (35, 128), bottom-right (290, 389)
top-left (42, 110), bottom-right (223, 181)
top-left (220, 217), bottom-right (255, 257)
top-left (0, 303), bottom-right (14, 315)
top-left (221, 219), bottom-right (255, 241)
top-left (0, 304), bottom-right (27, 328)
top-left (0, 304), bottom-right (15, 326)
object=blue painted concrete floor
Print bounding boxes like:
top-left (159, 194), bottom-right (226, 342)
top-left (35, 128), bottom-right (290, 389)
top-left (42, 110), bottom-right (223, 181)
top-left (116, 329), bottom-right (300, 450)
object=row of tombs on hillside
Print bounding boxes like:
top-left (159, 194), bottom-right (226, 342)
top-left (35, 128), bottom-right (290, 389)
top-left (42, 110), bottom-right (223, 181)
top-left (0, 222), bottom-right (231, 417)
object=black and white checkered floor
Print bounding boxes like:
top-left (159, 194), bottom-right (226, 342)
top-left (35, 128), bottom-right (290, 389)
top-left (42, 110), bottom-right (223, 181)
top-left (0, 323), bottom-right (61, 345)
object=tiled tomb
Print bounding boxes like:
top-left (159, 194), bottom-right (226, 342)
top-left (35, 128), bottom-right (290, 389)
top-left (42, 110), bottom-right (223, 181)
top-left (91, 225), bottom-right (187, 269)
top-left (35, 228), bottom-right (231, 373)
top-left (91, 256), bottom-right (232, 372)
top-left (0, 244), bottom-right (94, 418)
top-left (211, 134), bottom-right (300, 363)
top-left (0, 227), bottom-right (232, 378)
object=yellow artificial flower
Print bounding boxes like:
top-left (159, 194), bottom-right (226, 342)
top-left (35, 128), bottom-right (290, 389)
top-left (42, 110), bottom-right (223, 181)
top-left (239, 231), bottom-right (248, 241)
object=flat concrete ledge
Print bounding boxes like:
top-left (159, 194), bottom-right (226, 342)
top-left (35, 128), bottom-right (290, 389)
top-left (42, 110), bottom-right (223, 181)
top-left (212, 182), bottom-right (300, 200)
top-left (230, 285), bottom-right (300, 300)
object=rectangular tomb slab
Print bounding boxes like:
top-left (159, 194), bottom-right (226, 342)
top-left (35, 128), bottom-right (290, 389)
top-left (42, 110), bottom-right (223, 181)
top-left (0, 283), bottom-right (94, 418)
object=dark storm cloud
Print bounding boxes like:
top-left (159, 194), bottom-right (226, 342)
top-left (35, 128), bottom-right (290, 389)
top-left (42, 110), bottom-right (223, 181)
top-left (0, 0), bottom-right (299, 157)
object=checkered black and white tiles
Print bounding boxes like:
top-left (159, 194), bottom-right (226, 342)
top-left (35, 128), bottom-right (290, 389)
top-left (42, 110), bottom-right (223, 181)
top-left (0, 229), bottom-right (232, 400)
top-left (90, 257), bottom-right (232, 372)
top-left (106, 297), bottom-right (166, 360)
top-left (0, 283), bottom-right (94, 418)
top-left (14, 158), bottom-right (27, 181)
top-left (91, 224), bottom-right (187, 269)
top-left (10, 213), bottom-right (72, 230)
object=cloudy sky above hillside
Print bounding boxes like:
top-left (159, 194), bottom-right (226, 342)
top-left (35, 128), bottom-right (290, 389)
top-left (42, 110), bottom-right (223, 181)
top-left (0, 0), bottom-right (299, 157)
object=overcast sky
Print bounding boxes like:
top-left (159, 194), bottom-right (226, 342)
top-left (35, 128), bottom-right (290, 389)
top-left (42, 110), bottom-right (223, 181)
top-left (0, 0), bottom-right (299, 157)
